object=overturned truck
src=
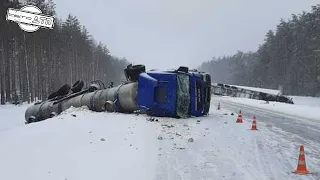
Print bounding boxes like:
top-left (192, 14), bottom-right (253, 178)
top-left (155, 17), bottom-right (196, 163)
top-left (211, 83), bottom-right (294, 104)
top-left (25, 65), bottom-right (212, 124)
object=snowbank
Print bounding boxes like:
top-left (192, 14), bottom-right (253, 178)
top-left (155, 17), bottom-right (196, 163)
top-left (0, 107), bottom-right (158, 180)
top-left (219, 96), bottom-right (320, 122)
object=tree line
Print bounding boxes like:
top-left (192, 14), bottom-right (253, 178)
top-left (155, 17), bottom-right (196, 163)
top-left (199, 5), bottom-right (320, 96)
top-left (0, 0), bottom-right (130, 105)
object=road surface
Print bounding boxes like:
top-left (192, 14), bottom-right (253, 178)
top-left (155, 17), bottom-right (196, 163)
top-left (216, 96), bottom-right (320, 177)
top-left (217, 97), bottom-right (320, 144)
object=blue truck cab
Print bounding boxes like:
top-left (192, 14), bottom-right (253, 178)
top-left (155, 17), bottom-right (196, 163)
top-left (137, 66), bottom-right (211, 118)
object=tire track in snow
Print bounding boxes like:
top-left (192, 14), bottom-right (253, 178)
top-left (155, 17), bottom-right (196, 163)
top-left (216, 135), bottom-right (270, 180)
top-left (155, 118), bottom-right (191, 180)
top-left (156, 114), bottom-right (266, 180)
top-left (252, 135), bottom-right (280, 180)
top-left (216, 97), bottom-right (320, 180)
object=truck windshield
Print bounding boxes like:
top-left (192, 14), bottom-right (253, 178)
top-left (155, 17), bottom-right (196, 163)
top-left (176, 73), bottom-right (190, 118)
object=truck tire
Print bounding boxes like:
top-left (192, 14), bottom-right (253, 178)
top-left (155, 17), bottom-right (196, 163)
top-left (57, 84), bottom-right (71, 97)
top-left (48, 84), bottom-right (71, 100)
top-left (47, 91), bottom-right (58, 100)
top-left (71, 80), bottom-right (84, 93)
top-left (124, 64), bottom-right (146, 81)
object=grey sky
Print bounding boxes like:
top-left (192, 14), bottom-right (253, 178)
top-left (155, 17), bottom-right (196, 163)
top-left (53, 0), bottom-right (319, 70)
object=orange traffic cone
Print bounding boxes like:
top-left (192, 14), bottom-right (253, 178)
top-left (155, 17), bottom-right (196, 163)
top-left (251, 116), bottom-right (258, 130)
top-left (293, 145), bottom-right (311, 175)
top-left (217, 102), bottom-right (221, 110)
top-left (236, 110), bottom-right (243, 123)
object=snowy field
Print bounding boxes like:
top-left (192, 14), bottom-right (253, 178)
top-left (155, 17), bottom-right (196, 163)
top-left (289, 96), bottom-right (320, 107)
top-left (0, 101), bottom-right (319, 180)
top-left (219, 96), bottom-right (320, 123)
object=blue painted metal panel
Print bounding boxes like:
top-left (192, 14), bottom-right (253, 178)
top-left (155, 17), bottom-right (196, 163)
top-left (137, 73), bottom-right (157, 111)
top-left (137, 72), bottom-right (178, 117)
top-left (146, 72), bottom-right (177, 117)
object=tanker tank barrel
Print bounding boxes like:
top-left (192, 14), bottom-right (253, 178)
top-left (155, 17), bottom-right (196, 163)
top-left (25, 80), bottom-right (139, 124)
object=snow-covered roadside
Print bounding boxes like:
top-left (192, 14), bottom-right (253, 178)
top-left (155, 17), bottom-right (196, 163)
top-left (218, 96), bottom-right (320, 123)
top-left (0, 103), bottom-right (31, 131)
top-left (0, 107), bottom-right (159, 180)
top-left (155, 107), bottom-right (320, 180)
top-left (289, 96), bottom-right (320, 107)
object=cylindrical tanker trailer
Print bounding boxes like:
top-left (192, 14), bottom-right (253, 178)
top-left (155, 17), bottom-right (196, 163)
top-left (25, 64), bottom-right (211, 124)
top-left (25, 82), bottom-right (139, 123)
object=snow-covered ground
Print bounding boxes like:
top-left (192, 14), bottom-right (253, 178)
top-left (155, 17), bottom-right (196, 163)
top-left (0, 103), bottom-right (31, 131)
top-left (218, 96), bottom-right (320, 123)
top-left (289, 96), bottom-right (320, 107)
top-left (155, 110), bottom-right (320, 180)
top-left (0, 107), bottom-right (159, 180)
top-left (0, 102), bottom-right (319, 180)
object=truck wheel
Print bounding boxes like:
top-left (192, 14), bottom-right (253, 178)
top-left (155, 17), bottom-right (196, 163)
top-left (57, 84), bottom-right (71, 97)
top-left (71, 80), bottom-right (84, 93)
top-left (124, 64), bottom-right (146, 81)
top-left (47, 91), bottom-right (58, 100)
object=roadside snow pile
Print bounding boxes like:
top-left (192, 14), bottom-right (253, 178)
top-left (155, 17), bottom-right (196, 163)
top-left (0, 107), bottom-right (159, 180)
top-left (0, 103), bottom-right (31, 131)
top-left (220, 96), bottom-right (320, 122)
top-left (289, 96), bottom-right (320, 107)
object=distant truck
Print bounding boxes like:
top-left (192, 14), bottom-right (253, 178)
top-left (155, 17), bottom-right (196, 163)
top-left (25, 65), bottom-right (211, 123)
top-left (211, 83), bottom-right (294, 104)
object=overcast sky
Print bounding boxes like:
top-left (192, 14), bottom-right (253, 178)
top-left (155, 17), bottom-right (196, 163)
top-left (53, 0), bottom-right (319, 70)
